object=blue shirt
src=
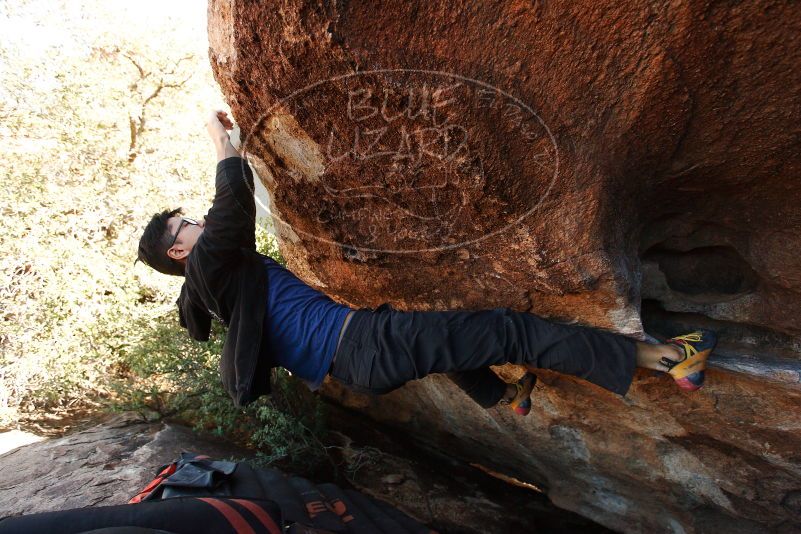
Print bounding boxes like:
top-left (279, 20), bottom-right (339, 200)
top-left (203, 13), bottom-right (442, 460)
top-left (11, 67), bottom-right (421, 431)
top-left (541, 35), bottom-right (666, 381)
top-left (262, 257), bottom-right (352, 390)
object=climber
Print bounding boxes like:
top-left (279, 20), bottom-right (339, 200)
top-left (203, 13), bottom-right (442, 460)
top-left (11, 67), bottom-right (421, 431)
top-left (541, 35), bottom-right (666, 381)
top-left (136, 109), bottom-right (718, 416)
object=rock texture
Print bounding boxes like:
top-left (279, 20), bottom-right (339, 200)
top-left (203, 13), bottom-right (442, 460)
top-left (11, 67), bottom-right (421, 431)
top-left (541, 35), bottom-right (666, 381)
top-left (207, 1), bottom-right (801, 532)
top-left (0, 414), bottom-right (251, 515)
top-left (328, 404), bottom-right (610, 533)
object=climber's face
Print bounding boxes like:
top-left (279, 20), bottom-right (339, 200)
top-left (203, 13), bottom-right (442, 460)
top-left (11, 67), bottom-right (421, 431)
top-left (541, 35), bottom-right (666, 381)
top-left (166, 216), bottom-right (205, 262)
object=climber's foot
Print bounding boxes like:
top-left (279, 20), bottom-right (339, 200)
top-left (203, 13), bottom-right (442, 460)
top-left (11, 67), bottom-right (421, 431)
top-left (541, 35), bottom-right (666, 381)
top-left (661, 329), bottom-right (717, 391)
top-left (500, 372), bottom-right (537, 416)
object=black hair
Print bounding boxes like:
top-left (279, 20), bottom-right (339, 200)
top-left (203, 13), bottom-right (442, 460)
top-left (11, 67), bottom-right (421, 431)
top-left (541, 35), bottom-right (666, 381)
top-left (137, 208), bottom-right (185, 276)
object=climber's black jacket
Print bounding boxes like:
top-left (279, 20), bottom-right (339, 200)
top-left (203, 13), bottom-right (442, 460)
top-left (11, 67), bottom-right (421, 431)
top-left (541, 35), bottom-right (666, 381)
top-left (176, 156), bottom-right (272, 407)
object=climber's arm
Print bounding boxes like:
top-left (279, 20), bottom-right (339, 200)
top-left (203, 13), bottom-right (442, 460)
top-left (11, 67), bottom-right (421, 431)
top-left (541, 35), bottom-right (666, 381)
top-left (206, 109), bottom-right (241, 162)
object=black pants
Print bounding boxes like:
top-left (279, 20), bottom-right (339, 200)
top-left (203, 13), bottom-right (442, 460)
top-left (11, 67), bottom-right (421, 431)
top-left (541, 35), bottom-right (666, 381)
top-left (329, 303), bottom-right (637, 408)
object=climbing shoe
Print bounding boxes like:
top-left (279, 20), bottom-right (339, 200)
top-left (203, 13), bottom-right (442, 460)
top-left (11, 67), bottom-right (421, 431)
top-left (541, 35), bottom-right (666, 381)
top-left (500, 372), bottom-right (537, 416)
top-left (661, 329), bottom-right (718, 391)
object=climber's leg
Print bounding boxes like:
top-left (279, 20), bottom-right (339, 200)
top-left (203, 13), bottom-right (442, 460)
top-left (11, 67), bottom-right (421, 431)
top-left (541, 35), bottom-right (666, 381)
top-left (635, 341), bottom-right (682, 371)
top-left (639, 330), bottom-right (717, 391)
top-left (510, 313), bottom-right (717, 393)
top-left (447, 368), bottom-right (508, 408)
top-left (329, 303), bottom-right (637, 397)
top-left (329, 303), bottom-right (716, 399)
top-left (505, 310), bottom-right (638, 395)
top-left (329, 303), bottom-right (518, 396)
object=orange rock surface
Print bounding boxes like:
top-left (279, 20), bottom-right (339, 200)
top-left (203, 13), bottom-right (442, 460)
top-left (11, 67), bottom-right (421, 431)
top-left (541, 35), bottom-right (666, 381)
top-left (208, 2), bottom-right (801, 531)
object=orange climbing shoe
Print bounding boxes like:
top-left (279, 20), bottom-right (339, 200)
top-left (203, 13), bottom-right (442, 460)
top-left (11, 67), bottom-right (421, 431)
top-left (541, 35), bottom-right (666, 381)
top-left (500, 372), bottom-right (537, 416)
top-left (661, 329), bottom-right (718, 391)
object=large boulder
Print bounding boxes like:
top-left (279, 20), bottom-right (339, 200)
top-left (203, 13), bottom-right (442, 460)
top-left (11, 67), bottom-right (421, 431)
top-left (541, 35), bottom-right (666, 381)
top-left (207, 1), bottom-right (801, 532)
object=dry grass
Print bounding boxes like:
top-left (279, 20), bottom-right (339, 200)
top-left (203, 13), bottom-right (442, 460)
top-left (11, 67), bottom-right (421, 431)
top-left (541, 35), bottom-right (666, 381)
top-left (0, 0), bottom-right (229, 425)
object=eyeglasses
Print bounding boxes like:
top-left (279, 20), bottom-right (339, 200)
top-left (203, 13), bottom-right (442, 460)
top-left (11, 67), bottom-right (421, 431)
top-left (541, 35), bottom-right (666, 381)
top-left (168, 217), bottom-right (199, 250)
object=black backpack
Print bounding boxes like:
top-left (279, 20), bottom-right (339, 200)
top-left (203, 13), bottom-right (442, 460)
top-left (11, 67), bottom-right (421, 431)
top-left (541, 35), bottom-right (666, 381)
top-left (0, 452), bottom-right (434, 534)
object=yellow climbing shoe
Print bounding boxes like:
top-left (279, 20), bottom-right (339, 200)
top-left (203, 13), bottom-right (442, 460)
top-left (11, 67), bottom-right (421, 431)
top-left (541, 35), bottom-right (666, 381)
top-left (500, 372), bottom-right (537, 416)
top-left (662, 329), bottom-right (718, 391)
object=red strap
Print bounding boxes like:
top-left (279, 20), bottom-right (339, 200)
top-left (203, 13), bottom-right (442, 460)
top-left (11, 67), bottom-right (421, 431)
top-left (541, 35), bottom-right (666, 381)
top-left (329, 498), bottom-right (354, 523)
top-left (128, 463), bottom-right (177, 504)
top-left (231, 499), bottom-right (281, 534)
top-left (198, 497), bottom-right (256, 534)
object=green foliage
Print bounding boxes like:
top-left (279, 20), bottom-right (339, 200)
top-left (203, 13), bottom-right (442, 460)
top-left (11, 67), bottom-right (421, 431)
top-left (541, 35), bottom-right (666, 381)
top-left (251, 368), bottom-right (329, 468)
top-left (111, 319), bottom-right (331, 472)
top-left (256, 218), bottom-right (287, 268)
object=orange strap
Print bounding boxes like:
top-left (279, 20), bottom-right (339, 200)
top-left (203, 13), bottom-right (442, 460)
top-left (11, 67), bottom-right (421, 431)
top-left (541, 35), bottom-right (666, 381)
top-left (128, 463), bottom-right (177, 504)
top-left (231, 499), bottom-right (281, 534)
top-left (198, 497), bottom-right (256, 534)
